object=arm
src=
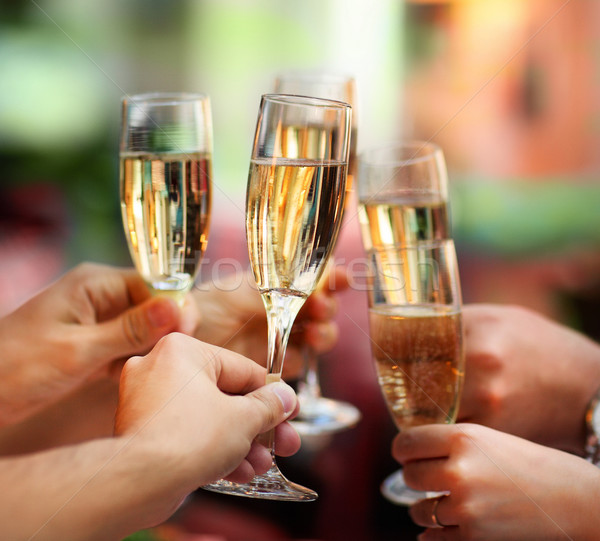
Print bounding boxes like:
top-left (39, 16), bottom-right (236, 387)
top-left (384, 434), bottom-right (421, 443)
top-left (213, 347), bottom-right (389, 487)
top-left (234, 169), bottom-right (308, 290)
top-left (0, 334), bottom-right (299, 541)
top-left (0, 378), bottom-right (119, 456)
top-left (393, 423), bottom-right (600, 541)
top-left (460, 303), bottom-right (600, 453)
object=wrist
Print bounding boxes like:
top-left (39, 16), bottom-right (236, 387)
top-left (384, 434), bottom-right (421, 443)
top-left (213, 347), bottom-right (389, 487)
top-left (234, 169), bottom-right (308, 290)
top-left (100, 436), bottom-right (189, 536)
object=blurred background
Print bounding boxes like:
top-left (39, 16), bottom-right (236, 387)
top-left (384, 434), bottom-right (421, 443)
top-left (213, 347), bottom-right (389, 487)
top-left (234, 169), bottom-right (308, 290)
top-left (1, 0), bottom-right (600, 540)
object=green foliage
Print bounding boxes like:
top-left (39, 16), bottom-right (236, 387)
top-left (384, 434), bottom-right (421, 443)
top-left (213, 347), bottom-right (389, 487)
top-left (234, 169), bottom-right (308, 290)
top-left (121, 530), bottom-right (160, 541)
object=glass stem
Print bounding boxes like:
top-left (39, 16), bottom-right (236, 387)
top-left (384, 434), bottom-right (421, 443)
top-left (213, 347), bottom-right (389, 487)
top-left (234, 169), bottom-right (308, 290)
top-left (298, 345), bottom-right (322, 401)
top-left (261, 291), bottom-right (305, 456)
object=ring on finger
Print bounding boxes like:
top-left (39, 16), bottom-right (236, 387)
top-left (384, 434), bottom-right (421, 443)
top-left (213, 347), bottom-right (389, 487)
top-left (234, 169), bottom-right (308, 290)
top-left (431, 494), bottom-right (448, 528)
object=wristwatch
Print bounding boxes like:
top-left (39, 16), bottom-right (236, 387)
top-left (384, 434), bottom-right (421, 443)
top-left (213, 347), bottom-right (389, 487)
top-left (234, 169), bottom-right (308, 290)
top-left (585, 387), bottom-right (600, 466)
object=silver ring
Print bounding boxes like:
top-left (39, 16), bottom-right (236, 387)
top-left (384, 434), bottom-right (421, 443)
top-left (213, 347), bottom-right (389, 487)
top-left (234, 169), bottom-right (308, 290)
top-left (431, 495), bottom-right (447, 528)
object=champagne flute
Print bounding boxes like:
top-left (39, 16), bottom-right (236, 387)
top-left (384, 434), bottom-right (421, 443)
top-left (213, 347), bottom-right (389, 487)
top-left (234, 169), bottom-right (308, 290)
top-left (357, 142), bottom-right (465, 505)
top-left (120, 93), bottom-right (212, 303)
top-left (203, 94), bottom-right (352, 501)
top-left (273, 72), bottom-right (361, 435)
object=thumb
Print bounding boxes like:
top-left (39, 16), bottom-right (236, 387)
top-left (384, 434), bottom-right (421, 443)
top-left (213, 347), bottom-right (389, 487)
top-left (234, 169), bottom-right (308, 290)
top-left (89, 296), bottom-right (181, 363)
top-left (244, 382), bottom-right (298, 434)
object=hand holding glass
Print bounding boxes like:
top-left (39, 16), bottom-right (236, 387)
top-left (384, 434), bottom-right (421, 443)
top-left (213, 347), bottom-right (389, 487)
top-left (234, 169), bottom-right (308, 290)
top-left (273, 72), bottom-right (361, 435)
top-left (358, 142), bottom-right (464, 505)
top-left (203, 94), bottom-right (352, 501)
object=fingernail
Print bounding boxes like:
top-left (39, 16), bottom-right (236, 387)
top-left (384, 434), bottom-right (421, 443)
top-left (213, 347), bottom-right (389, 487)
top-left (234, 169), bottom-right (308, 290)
top-left (270, 382), bottom-right (296, 416)
top-left (147, 298), bottom-right (178, 328)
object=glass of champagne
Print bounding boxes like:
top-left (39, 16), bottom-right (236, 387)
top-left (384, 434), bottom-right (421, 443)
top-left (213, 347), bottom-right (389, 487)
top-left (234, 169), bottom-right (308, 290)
top-left (273, 72), bottom-right (361, 436)
top-left (120, 93), bottom-right (212, 303)
top-left (203, 93), bottom-right (352, 501)
top-left (357, 142), bottom-right (465, 505)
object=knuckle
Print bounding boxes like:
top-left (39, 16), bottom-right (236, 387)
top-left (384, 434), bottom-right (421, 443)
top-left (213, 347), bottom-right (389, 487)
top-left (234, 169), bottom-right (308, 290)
top-left (78, 261), bottom-right (100, 274)
top-left (122, 310), bottom-right (149, 348)
top-left (448, 457), bottom-right (472, 491)
top-left (449, 424), bottom-right (480, 452)
top-left (485, 383), bottom-right (506, 413)
top-left (121, 355), bottom-right (145, 378)
top-left (71, 262), bottom-right (106, 284)
top-left (71, 262), bottom-right (94, 279)
top-left (152, 332), bottom-right (188, 355)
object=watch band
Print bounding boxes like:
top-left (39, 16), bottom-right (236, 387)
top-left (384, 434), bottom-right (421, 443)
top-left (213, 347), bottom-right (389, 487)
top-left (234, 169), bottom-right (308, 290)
top-left (585, 387), bottom-right (600, 466)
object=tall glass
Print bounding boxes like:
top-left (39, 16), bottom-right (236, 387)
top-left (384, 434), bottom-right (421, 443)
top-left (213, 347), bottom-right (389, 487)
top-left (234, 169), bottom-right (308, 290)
top-left (120, 93), bottom-right (212, 303)
top-left (203, 94), bottom-right (352, 501)
top-left (273, 72), bottom-right (361, 436)
top-left (357, 142), bottom-right (464, 505)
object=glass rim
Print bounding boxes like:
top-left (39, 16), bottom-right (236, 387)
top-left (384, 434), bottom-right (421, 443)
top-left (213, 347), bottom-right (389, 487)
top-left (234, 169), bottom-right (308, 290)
top-left (368, 301), bottom-right (463, 312)
top-left (366, 239), bottom-right (456, 253)
top-left (121, 92), bottom-right (210, 106)
top-left (359, 140), bottom-right (443, 167)
top-left (261, 93), bottom-right (352, 110)
top-left (274, 71), bottom-right (356, 85)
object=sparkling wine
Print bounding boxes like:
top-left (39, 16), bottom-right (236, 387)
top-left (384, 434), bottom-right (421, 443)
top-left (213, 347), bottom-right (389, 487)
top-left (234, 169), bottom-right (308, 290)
top-left (246, 157), bottom-right (347, 297)
top-left (368, 304), bottom-right (463, 429)
top-left (120, 152), bottom-right (211, 295)
top-left (358, 194), bottom-right (449, 250)
top-left (345, 127), bottom-right (357, 201)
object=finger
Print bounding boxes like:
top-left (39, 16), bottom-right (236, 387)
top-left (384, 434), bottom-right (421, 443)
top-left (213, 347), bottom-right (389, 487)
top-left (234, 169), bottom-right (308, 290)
top-left (410, 495), bottom-right (453, 529)
top-left (403, 458), bottom-right (450, 493)
top-left (418, 526), bottom-right (461, 541)
top-left (222, 460), bottom-right (256, 484)
top-left (243, 440), bottom-right (273, 475)
top-left (224, 422), bottom-right (300, 483)
top-left (324, 265), bottom-right (350, 293)
top-left (149, 334), bottom-right (268, 394)
top-left (392, 425), bottom-right (456, 463)
top-left (120, 268), bottom-right (154, 305)
top-left (87, 296), bottom-right (182, 363)
top-left (280, 346), bottom-right (304, 380)
top-left (84, 265), bottom-right (151, 321)
top-left (456, 375), bottom-right (483, 421)
top-left (179, 295), bottom-right (201, 336)
top-left (302, 293), bottom-right (338, 321)
top-left (224, 422), bottom-right (301, 484)
top-left (273, 421), bottom-right (301, 457)
top-left (208, 347), bottom-right (268, 393)
top-left (304, 321), bottom-right (338, 354)
top-left (242, 382), bottom-right (298, 435)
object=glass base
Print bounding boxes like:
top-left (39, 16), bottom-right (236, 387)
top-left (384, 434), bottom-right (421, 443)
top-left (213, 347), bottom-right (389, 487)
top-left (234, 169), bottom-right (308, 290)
top-left (381, 470), bottom-right (446, 506)
top-left (291, 396), bottom-right (361, 436)
top-left (202, 464), bottom-right (318, 502)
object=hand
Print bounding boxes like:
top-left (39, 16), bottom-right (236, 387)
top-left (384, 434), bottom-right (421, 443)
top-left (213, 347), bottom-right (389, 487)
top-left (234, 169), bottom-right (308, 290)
top-left (190, 267), bottom-right (347, 378)
top-left (459, 304), bottom-right (600, 453)
top-left (0, 334), bottom-right (300, 541)
top-left (393, 423), bottom-right (600, 541)
top-left (115, 333), bottom-right (301, 488)
top-left (0, 263), bottom-right (197, 427)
